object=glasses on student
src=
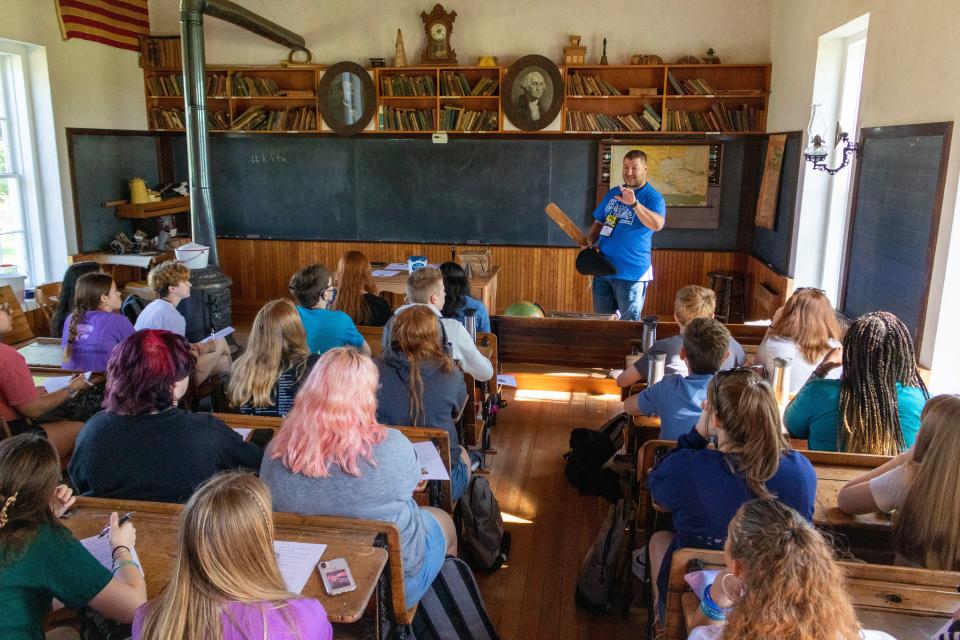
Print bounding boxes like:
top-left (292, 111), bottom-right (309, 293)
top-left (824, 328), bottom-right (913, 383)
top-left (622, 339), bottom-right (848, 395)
top-left (710, 365), bottom-right (766, 399)
top-left (322, 286), bottom-right (337, 304)
top-left (794, 286), bottom-right (826, 295)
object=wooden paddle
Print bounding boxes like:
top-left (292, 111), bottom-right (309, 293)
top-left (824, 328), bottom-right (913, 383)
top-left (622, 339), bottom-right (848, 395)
top-left (544, 202), bottom-right (589, 247)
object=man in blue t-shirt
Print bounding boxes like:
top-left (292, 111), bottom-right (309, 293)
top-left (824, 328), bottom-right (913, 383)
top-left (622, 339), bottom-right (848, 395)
top-left (583, 150), bottom-right (666, 320)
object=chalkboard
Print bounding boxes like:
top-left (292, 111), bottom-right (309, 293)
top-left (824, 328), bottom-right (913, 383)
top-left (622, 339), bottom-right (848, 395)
top-left (751, 131), bottom-right (802, 276)
top-left (69, 131), bottom-right (161, 253)
top-left (840, 123), bottom-right (952, 345)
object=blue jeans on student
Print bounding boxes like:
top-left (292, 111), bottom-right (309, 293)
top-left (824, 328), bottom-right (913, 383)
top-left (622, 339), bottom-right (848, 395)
top-left (592, 277), bottom-right (648, 321)
top-left (405, 509), bottom-right (448, 608)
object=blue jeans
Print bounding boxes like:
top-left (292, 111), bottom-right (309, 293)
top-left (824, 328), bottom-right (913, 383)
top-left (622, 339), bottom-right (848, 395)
top-left (592, 277), bottom-right (648, 321)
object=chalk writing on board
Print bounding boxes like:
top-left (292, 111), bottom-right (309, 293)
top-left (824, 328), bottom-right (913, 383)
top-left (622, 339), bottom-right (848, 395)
top-left (249, 152), bottom-right (288, 165)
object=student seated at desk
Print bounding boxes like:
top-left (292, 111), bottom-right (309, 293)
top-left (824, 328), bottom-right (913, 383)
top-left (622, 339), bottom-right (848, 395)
top-left (228, 299), bottom-right (319, 417)
top-left (0, 301), bottom-right (92, 461)
top-left (68, 330), bottom-right (262, 503)
top-left (61, 272), bottom-right (134, 373)
top-left (753, 287), bottom-right (844, 393)
top-left (332, 250), bottom-right (391, 327)
top-left (377, 305), bottom-right (471, 501)
top-left (616, 285), bottom-right (745, 388)
top-left (647, 369), bottom-right (816, 618)
top-left (134, 261), bottom-right (232, 385)
top-left (624, 318), bottom-right (730, 440)
top-left (288, 263), bottom-right (370, 355)
top-left (133, 472), bottom-right (332, 640)
top-left (785, 311), bottom-right (928, 454)
top-left (49, 261), bottom-right (101, 339)
top-left (387, 267), bottom-right (494, 382)
top-left (837, 394), bottom-right (960, 571)
top-left (0, 433), bottom-right (146, 639)
top-left (261, 348), bottom-right (456, 609)
top-left (440, 261), bottom-right (491, 334)
top-left (686, 498), bottom-right (893, 640)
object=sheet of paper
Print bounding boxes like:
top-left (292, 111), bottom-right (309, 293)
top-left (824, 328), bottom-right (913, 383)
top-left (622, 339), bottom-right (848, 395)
top-left (744, 319), bottom-right (772, 326)
top-left (41, 372), bottom-right (93, 393)
top-left (274, 540), bottom-right (327, 594)
top-left (385, 262), bottom-right (410, 271)
top-left (497, 374), bottom-right (518, 388)
top-left (232, 428), bottom-right (252, 441)
top-left (200, 326), bottom-right (235, 343)
top-left (412, 441), bottom-right (450, 480)
top-left (372, 269), bottom-right (402, 278)
top-left (80, 533), bottom-right (144, 576)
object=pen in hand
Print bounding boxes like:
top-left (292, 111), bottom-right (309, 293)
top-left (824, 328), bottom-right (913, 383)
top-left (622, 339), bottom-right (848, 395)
top-left (98, 511), bottom-right (135, 538)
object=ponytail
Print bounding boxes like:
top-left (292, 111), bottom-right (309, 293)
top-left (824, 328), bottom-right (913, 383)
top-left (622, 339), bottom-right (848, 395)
top-left (63, 273), bottom-right (115, 361)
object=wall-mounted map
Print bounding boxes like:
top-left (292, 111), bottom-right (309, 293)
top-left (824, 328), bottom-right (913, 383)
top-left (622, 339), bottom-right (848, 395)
top-left (609, 144), bottom-right (710, 207)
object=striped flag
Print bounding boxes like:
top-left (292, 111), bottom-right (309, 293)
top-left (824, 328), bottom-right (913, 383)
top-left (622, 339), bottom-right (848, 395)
top-left (55, 0), bottom-right (150, 52)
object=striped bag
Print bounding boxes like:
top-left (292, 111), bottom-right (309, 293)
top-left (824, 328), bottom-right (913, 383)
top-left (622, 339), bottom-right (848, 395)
top-left (412, 556), bottom-right (499, 640)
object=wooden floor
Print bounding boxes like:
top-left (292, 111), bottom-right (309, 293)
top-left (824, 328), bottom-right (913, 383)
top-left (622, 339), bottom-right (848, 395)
top-left (474, 388), bottom-right (645, 640)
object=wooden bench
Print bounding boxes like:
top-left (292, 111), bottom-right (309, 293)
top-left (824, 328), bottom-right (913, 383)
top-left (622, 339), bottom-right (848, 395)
top-left (664, 547), bottom-right (960, 640)
top-left (213, 413), bottom-right (456, 513)
top-left (492, 315), bottom-right (767, 370)
top-left (635, 441), bottom-right (894, 558)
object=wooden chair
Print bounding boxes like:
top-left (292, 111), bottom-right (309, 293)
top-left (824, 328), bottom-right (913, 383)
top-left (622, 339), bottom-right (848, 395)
top-left (358, 325), bottom-right (384, 357)
top-left (0, 416), bottom-right (11, 440)
top-left (663, 547), bottom-right (960, 640)
top-left (0, 285), bottom-right (35, 346)
top-left (34, 281), bottom-right (62, 324)
top-left (212, 414), bottom-right (456, 513)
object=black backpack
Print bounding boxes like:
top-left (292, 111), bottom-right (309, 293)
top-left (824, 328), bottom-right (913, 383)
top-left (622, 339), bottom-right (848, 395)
top-left (413, 556), bottom-right (500, 640)
top-left (459, 475), bottom-right (511, 571)
top-left (563, 412), bottom-right (629, 503)
top-left (120, 294), bottom-right (147, 325)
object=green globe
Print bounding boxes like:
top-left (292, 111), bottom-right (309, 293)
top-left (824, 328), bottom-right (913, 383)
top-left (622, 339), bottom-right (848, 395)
top-left (503, 301), bottom-right (545, 317)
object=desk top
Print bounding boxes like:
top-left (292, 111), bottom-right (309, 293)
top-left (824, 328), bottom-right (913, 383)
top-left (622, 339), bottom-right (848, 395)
top-left (60, 499), bottom-right (387, 624)
top-left (18, 338), bottom-right (69, 373)
top-left (371, 265), bottom-right (499, 286)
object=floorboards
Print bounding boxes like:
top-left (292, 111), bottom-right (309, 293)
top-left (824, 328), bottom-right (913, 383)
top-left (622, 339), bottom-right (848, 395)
top-left (475, 388), bottom-right (644, 640)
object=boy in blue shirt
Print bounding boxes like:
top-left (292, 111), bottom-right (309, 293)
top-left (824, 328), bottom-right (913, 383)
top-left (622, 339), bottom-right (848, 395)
top-left (288, 264), bottom-right (370, 355)
top-left (624, 317), bottom-right (730, 440)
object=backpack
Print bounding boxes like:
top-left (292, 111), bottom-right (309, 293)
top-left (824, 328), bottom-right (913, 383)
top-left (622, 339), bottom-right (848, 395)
top-left (120, 294), bottom-right (147, 325)
top-left (458, 475), bottom-right (511, 571)
top-left (575, 498), bottom-right (635, 613)
top-left (563, 412), bottom-right (630, 502)
top-left (412, 556), bottom-right (500, 640)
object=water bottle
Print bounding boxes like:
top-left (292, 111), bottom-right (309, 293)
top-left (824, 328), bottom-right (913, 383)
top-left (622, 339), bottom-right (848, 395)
top-left (647, 350), bottom-right (666, 385)
top-left (772, 356), bottom-right (793, 404)
top-left (625, 343), bottom-right (641, 371)
top-left (464, 307), bottom-right (477, 341)
top-left (641, 316), bottom-right (658, 353)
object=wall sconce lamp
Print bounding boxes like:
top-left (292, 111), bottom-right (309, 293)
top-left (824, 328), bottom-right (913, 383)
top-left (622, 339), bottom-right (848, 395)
top-left (803, 104), bottom-right (859, 175)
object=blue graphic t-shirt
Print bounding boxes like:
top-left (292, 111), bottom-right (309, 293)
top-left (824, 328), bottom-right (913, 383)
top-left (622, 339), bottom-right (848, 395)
top-left (591, 182), bottom-right (666, 281)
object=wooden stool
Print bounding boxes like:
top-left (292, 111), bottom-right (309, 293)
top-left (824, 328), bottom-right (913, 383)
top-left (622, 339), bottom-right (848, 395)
top-left (707, 271), bottom-right (746, 323)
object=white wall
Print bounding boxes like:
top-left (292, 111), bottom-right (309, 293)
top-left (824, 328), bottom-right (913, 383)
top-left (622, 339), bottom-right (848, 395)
top-left (149, 0), bottom-right (771, 67)
top-left (769, 0), bottom-right (960, 377)
top-left (0, 0), bottom-right (147, 275)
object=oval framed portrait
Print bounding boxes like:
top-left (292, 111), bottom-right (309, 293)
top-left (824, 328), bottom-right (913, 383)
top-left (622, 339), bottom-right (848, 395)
top-left (502, 55), bottom-right (563, 131)
top-left (317, 61), bottom-right (376, 136)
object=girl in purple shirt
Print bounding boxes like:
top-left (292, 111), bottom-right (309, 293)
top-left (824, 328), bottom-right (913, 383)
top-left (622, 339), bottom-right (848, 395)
top-left (133, 472), bottom-right (332, 640)
top-left (61, 273), bottom-right (134, 372)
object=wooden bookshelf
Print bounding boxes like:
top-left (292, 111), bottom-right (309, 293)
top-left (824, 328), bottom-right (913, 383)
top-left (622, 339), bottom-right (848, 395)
top-left (139, 37), bottom-right (768, 136)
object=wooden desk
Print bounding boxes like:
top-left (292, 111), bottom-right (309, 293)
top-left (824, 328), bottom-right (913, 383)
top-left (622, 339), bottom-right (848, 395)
top-left (18, 337), bottom-right (72, 374)
top-left (59, 498), bottom-right (388, 625)
top-left (373, 266), bottom-right (500, 314)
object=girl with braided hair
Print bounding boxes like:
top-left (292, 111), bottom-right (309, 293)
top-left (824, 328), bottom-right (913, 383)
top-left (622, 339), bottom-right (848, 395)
top-left (785, 311), bottom-right (928, 454)
top-left (61, 272), bottom-right (133, 373)
top-left (686, 499), bottom-right (893, 640)
top-left (647, 368), bottom-right (817, 619)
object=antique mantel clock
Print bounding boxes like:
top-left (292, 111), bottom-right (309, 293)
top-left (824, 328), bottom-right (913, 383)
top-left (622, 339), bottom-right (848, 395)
top-left (420, 4), bottom-right (457, 65)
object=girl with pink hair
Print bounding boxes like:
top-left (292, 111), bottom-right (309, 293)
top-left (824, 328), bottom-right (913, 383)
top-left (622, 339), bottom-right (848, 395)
top-left (260, 347), bottom-right (456, 608)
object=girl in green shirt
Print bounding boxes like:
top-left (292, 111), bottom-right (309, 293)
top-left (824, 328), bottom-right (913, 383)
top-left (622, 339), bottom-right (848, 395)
top-left (0, 434), bottom-right (146, 640)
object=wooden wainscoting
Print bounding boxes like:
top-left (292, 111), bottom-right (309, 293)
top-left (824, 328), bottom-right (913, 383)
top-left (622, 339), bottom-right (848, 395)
top-left (746, 254), bottom-right (793, 320)
top-left (216, 239), bottom-right (746, 316)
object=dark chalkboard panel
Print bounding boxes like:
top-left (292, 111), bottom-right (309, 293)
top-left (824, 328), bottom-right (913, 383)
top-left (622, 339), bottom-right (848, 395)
top-left (751, 132), bottom-right (802, 276)
top-left (840, 123), bottom-right (952, 346)
top-left (69, 131), bottom-right (161, 253)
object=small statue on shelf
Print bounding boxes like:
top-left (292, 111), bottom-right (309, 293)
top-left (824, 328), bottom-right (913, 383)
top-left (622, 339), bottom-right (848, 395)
top-left (676, 54), bottom-right (701, 64)
top-left (599, 37), bottom-right (608, 65)
top-left (394, 29), bottom-right (408, 67)
top-left (702, 48), bottom-right (721, 64)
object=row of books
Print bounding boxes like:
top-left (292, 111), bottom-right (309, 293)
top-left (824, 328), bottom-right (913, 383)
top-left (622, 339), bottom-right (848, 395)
top-left (439, 107), bottom-right (498, 131)
top-left (566, 108), bottom-right (662, 132)
top-left (148, 107), bottom-right (227, 130)
top-left (439, 71), bottom-right (499, 97)
top-left (380, 74), bottom-right (437, 97)
top-left (140, 37), bottom-right (181, 69)
top-left (232, 76), bottom-right (281, 97)
top-left (378, 106), bottom-right (436, 131)
top-left (664, 105), bottom-right (764, 132)
top-left (667, 73), bottom-right (718, 95)
top-left (566, 72), bottom-right (622, 97)
top-left (231, 107), bottom-right (317, 131)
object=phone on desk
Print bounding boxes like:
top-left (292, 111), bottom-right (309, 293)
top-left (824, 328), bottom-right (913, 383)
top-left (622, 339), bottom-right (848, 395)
top-left (318, 558), bottom-right (357, 596)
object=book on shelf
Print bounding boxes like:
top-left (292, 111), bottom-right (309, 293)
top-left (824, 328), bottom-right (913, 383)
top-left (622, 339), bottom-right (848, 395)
top-left (207, 110), bottom-right (231, 130)
top-left (378, 105), bottom-right (436, 131)
top-left (666, 72), bottom-right (684, 95)
top-left (379, 74), bottom-right (437, 97)
top-left (440, 106), bottom-right (497, 131)
top-left (148, 107), bottom-right (185, 130)
top-left (231, 106), bottom-right (317, 131)
top-left (148, 74), bottom-right (228, 98)
top-left (438, 71), bottom-right (500, 97)
top-left (566, 72), bottom-right (622, 96)
top-left (665, 104), bottom-right (763, 132)
top-left (566, 108), bottom-right (660, 132)
top-left (470, 76), bottom-right (499, 96)
top-left (139, 36), bottom-right (181, 69)
top-left (231, 75), bottom-right (281, 97)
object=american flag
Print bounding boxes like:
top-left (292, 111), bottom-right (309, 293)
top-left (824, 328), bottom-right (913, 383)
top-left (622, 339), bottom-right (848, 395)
top-left (55, 0), bottom-right (150, 52)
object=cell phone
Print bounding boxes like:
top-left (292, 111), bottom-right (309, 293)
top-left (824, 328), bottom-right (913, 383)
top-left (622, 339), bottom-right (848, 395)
top-left (318, 558), bottom-right (357, 596)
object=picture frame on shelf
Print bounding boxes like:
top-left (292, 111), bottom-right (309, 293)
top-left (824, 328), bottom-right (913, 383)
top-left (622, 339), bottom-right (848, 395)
top-left (317, 61), bottom-right (376, 136)
top-left (502, 55), bottom-right (562, 131)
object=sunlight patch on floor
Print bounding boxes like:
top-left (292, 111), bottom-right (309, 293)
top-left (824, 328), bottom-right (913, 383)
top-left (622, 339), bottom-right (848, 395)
top-left (513, 389), bottom-right (572, 402)
top-left (501, 511), bottom-right (534, 524)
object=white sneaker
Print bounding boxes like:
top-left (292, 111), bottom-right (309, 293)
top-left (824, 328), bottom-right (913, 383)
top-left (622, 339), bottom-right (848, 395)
top-left (632, 547), bottom-right (647, 578)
